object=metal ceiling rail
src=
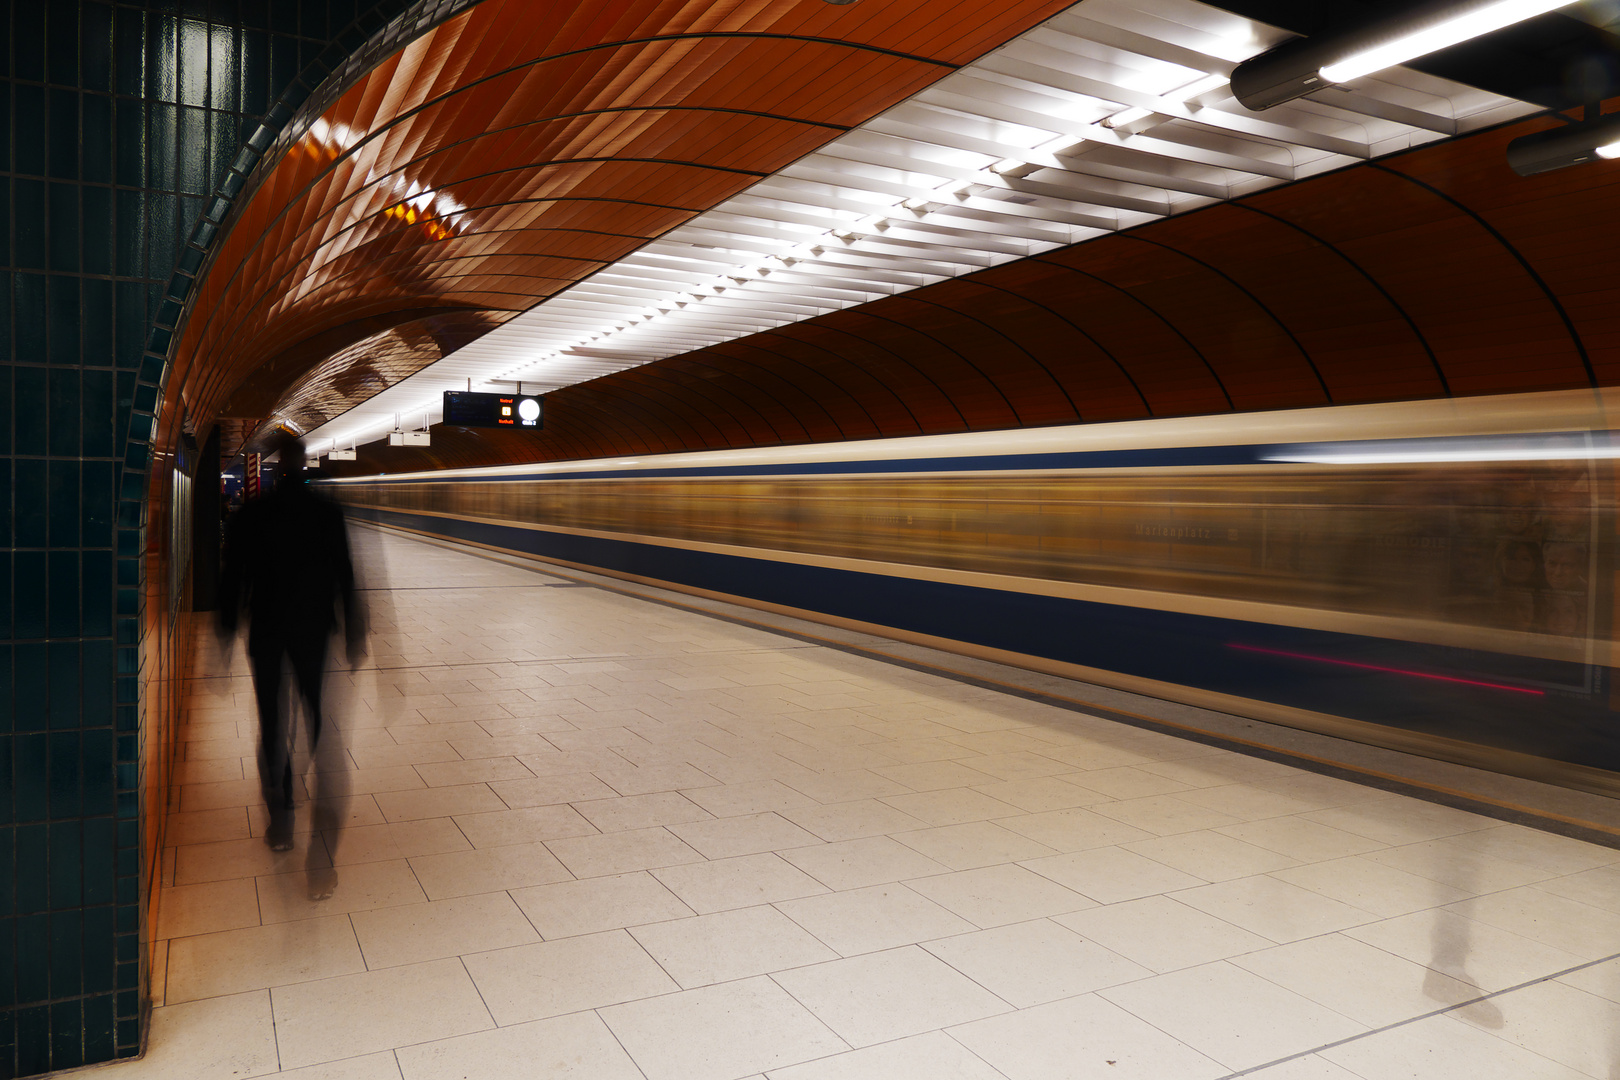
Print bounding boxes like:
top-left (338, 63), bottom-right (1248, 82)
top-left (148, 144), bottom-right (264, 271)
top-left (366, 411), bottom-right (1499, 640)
top-left (305, 0), bottom-right (1536, 453)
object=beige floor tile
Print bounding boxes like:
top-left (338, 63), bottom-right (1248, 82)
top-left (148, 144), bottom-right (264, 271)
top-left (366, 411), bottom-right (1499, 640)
top-left (275, 1050), bottom-right (405, 1079)
top-left (775, 883), bottom-right (975, 956)
top-left (948, 992), bottom-right (1226, 1080)
top-left (780, 835), bottom-right (950, 891)
top-left (351, 891), bottom-right (539, 968)
top-left (969, 774), bottom-right (1111, 812)
top-left (924, 919), bottom-right (1151, 1006)
top-left (1173, 875), bottom-right (1377, 943)
top-left (601, 975), bottom-right (849, 1080)
top-left (1361, 837), bottom-right (1558, 893)
top-left (332, 765), bottom-right (430, 796)
top-left (1089, 794), bottom-right (1242, 836)
top-left (765, 1030), bottom-right (1007, 1080)
top-left (784, 769), bottom-right (910, 803)
top-left (271, 956), bottom-right (494, 1070)
top-left (1121, 830), bottom-right (1300, 882)
top-left (511, 870), bottom-right (694, 938)
top-left (172, 832), bottom-right (330, 886)
top-left (1458, 977), bottom-right (1620, 1077)
top-left (906, 863), bottom-right (1094, 927)
top-left (488, 771), bottom-right (619, 806)
top-left (1556, 955), bottom-right (1620, 1003)
top-left (165, 914), bottom-right (364, 1003)
top-left (395, 1012), bottom-right (643, 1080)
top-left (1273, 854), bottom-right (1472, 917)
top-left (652, 852), bottom-right (830, 914)
top-left (462, 929), bottom-right (678, 1025)
top-left (1443, 823), bottom-right (1620, 876)
top-left (408, 840), bottom-right (573, 899)
top-left (100, 990), bottom-right (277, 1080)
top-left (594, 762), bottom-right (721, 796)
top-left (1240, 1058), bottom-right (1364, 1080)
top-left (452, 803), bottom-right (596, 846)
top-left (572, 790), bottom-right (712, 832)
top-left (412, 756), bottom-right (534, 787)
top-left (373, 782), bottom-right (506, 822)
top-left (1321, 1013), bottom-right (1591, 1080)
top-left (1054, 895), bottom-right (1274, 974)
top-left (682, 779), bottom-right (819, 817)
top-left (256, 858), bottom-right (426, 923)
top-left (892, 821), bottom-right (1058, 871)
top-left (546, 825), bottom-right (705, 878)
top-left (1232, 933), bottom-right (1479, 1027)
top-left (322, 818), bottom-right (471, 866)
top-left (669, 811), bottom-right (823, 858)
top-left (179, 777), bottom-right (272, 812)
top-left (1444, 886), bottom-right (1620, 958)
top-left (773, 946), bottom-right (1010, 1047)
top-left (781, 799), bottom-right (929, 842)
top-left (879, 789), bottom-right (1023, 827)
top-left (629, 904), bottom-right (838, 987)
top-left (1343, 908), bottom-right (1586, 991)
top-left (1217, 817), bottom-right (1387, 863)
top-left (1100, 961), bottom-right (1366, 1070)
top-left (164, 806), bottom-right (252, 847)
top-left (995, 807), bottom-right (1155, 852)
top-left (156, 877), bottom-right (261, 940)
top-left (349, 742), bottom-right (461, 770)
top-left (1531, 864), bottom-right (1620, 913)
top-left (1021, 846), bottom-right (1206, 904)
top-left (872, 760), bottom-right (1003, 791)
top-left (1302, 798), bottom-right (1497, 846)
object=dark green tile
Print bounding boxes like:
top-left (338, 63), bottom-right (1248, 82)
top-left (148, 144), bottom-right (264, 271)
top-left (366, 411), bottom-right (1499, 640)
top-left (14, 457), bottom-right (47, 547)
top-left (47, 2), bottom-right (81, 88)
top-left (49, 461), bottom-right (82, 546)
top-left (14, 647), bottom-right (47, 733)
top-left (48, 822), bottom-right (82, 912)
top-left (50, 998), bottom-right (84, 1071)
top-left (13, 4), bottom-right (47, 82)
top-left (13, 186), bottom-right (47, 270)
top-left (83, 822), bottom-right (116, 907)
top-left (47, 185), bottom-right (82, 275)
top-left (81, 3), bottom-right (114, 93)
top-left (49, 374), bottom-right (83, 457)
top-left (49, 642), bottom-right (82, 730)
top-left (14, 827), bottom-right (47, 911)
top-left (48, 89), bottom-right (80, 179)
top-left (114, 99), bottom-right (146, 188)
top-left (81, 727), bottom-right (114, 816)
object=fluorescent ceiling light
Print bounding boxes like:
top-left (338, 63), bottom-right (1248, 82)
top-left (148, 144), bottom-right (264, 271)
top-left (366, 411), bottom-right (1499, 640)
top-left (1597, 140), bottom-right (1620, 159)
top-left (1320, 0), bottom-right (1575, 83)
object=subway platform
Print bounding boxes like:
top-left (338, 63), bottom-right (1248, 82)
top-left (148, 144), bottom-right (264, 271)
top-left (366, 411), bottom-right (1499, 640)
top-left (109, 524), bottom-right (1620, 1080)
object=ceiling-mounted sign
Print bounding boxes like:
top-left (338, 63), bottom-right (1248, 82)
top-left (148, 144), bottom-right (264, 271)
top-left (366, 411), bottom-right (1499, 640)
top-left (443, 390), bottom-right (544, 429)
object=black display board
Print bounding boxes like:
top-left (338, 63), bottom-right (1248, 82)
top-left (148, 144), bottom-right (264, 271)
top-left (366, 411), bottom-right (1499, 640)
top-left (443, 391), bottom-right (544, 429)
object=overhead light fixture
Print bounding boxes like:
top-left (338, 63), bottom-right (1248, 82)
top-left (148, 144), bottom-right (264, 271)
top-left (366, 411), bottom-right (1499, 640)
top-left (1232, 0), bottom-right (1576, 111)
top-left (1101, 107), bottom-right (1154, 129)
top-left (1506, 112), bottom-right (1620, 175)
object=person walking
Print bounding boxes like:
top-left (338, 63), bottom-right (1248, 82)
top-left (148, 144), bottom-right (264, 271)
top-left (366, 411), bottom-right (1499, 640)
top-left (218, 433), bottom-right (364, 898)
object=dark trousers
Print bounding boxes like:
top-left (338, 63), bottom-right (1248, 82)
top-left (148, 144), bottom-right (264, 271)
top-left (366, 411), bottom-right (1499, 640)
top-left (249, 630), bottom-right (349, 846)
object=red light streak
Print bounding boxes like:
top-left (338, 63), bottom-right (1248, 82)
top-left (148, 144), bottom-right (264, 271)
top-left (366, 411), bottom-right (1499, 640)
top-left (1227, 643), bottom-right (1544, 696)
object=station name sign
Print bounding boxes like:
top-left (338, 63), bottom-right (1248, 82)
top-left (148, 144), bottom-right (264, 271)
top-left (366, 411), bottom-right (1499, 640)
top-left (443, 390), bottom-right (544, 429)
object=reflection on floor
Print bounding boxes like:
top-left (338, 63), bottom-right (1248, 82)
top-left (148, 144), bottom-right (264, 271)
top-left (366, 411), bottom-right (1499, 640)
top-left (111, 525), bottom-right (1620, 1080)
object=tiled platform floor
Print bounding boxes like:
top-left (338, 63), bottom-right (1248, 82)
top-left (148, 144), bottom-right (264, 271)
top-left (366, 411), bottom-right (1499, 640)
top-left (109, 525), bottom-right (1620, 1080)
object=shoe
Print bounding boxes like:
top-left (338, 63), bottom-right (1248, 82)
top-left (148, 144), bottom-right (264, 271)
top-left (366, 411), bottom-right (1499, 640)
top-left (266, 810), bottom-right (295, 852)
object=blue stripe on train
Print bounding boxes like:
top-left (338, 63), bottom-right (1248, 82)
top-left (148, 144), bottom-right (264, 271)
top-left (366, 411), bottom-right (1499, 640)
top-left (352, 505), bottom-right (1620, 772)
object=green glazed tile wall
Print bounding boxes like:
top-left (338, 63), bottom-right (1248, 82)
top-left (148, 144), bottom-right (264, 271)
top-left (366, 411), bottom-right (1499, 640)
top-left (0, 1), bottom-right (429, 1074)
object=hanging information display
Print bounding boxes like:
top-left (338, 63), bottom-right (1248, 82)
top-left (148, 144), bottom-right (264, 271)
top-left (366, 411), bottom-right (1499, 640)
top-left (443, 391), bottom-right (544, 429)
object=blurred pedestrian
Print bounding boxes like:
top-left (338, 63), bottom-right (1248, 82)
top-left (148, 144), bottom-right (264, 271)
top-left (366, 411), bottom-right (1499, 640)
top-left (218, 433), bottom-right (364, 898)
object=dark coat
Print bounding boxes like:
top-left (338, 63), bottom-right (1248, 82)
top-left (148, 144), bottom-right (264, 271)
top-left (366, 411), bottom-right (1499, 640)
top-left (219, 478), bottom-right (360, 653)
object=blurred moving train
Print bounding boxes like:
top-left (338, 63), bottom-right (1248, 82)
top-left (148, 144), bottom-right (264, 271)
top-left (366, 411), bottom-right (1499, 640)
top-left (324, 388), bottom-right (1620, 796)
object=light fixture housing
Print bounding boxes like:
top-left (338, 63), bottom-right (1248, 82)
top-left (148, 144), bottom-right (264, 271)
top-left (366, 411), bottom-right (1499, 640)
top-left (1506, 113), bottom-right (1620, 175)
top-left (1232, 0), bottom-right (1573, 112)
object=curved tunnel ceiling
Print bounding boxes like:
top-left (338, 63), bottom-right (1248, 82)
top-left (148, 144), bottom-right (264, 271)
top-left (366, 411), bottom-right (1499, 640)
top-left (168, 0), bottom-right (1079, 449)
top-left (326, 109), bottom-right (1620, 474)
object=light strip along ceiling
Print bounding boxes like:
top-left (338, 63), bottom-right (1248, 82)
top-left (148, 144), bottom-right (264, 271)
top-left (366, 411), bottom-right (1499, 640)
top-left (305, 0), bottom-right (1535, 452)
